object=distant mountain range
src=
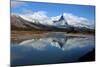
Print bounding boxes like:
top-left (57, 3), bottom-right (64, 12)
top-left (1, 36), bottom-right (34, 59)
top-left (11, 14), bottom-right (95, 33)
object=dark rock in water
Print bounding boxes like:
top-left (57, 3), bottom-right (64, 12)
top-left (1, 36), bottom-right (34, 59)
top-left (78, 48), bottom-right (95, 62)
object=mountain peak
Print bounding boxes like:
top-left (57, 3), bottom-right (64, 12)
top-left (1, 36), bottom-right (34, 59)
top-left (58, 13), bottom-right (68, 25)
top-left (59, 14), bottom-right (65, 21)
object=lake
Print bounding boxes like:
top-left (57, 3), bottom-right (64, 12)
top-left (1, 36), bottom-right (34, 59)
top-left (11, 32), bottom-right (95, 66)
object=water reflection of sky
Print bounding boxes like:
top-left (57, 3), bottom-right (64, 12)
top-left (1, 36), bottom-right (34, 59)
top-left (11, 35), bottom-right (95, 66)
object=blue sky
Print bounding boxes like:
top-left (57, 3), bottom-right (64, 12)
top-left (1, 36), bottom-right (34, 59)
top-left (11, 1), bottom-right (95, 21)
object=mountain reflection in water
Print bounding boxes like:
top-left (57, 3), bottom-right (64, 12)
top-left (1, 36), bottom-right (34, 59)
top-left (11, 33), bottom-right (95, 66)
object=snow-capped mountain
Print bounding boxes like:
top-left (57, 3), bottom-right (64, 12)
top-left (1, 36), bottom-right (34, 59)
top-left (19, 12), bottom-right (94, 29)
top-left (11, 13), bottom-right (94, 33)
top-left (51, 13), bottom-right (94, 29)
top-left (52, 14), bottom-right (69, 28)
top-left (19, 11), bottom-right (54, 26)
top-left (11, 14), bottom-right (52, 30)
top-left (20, 14), bottom-right (69, 28)
top-left (11, 14), bottom-right (60, 30)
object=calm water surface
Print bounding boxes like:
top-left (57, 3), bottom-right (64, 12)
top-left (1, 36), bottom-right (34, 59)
top-left (11, 33), bottom-right (95, 66)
